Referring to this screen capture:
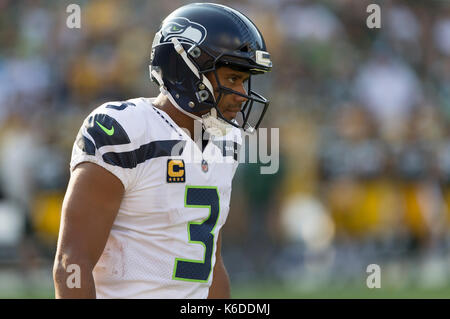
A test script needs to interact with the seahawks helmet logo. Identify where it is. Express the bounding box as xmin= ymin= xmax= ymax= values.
xmin=160 ymin=17 xmax=207 ymax=45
